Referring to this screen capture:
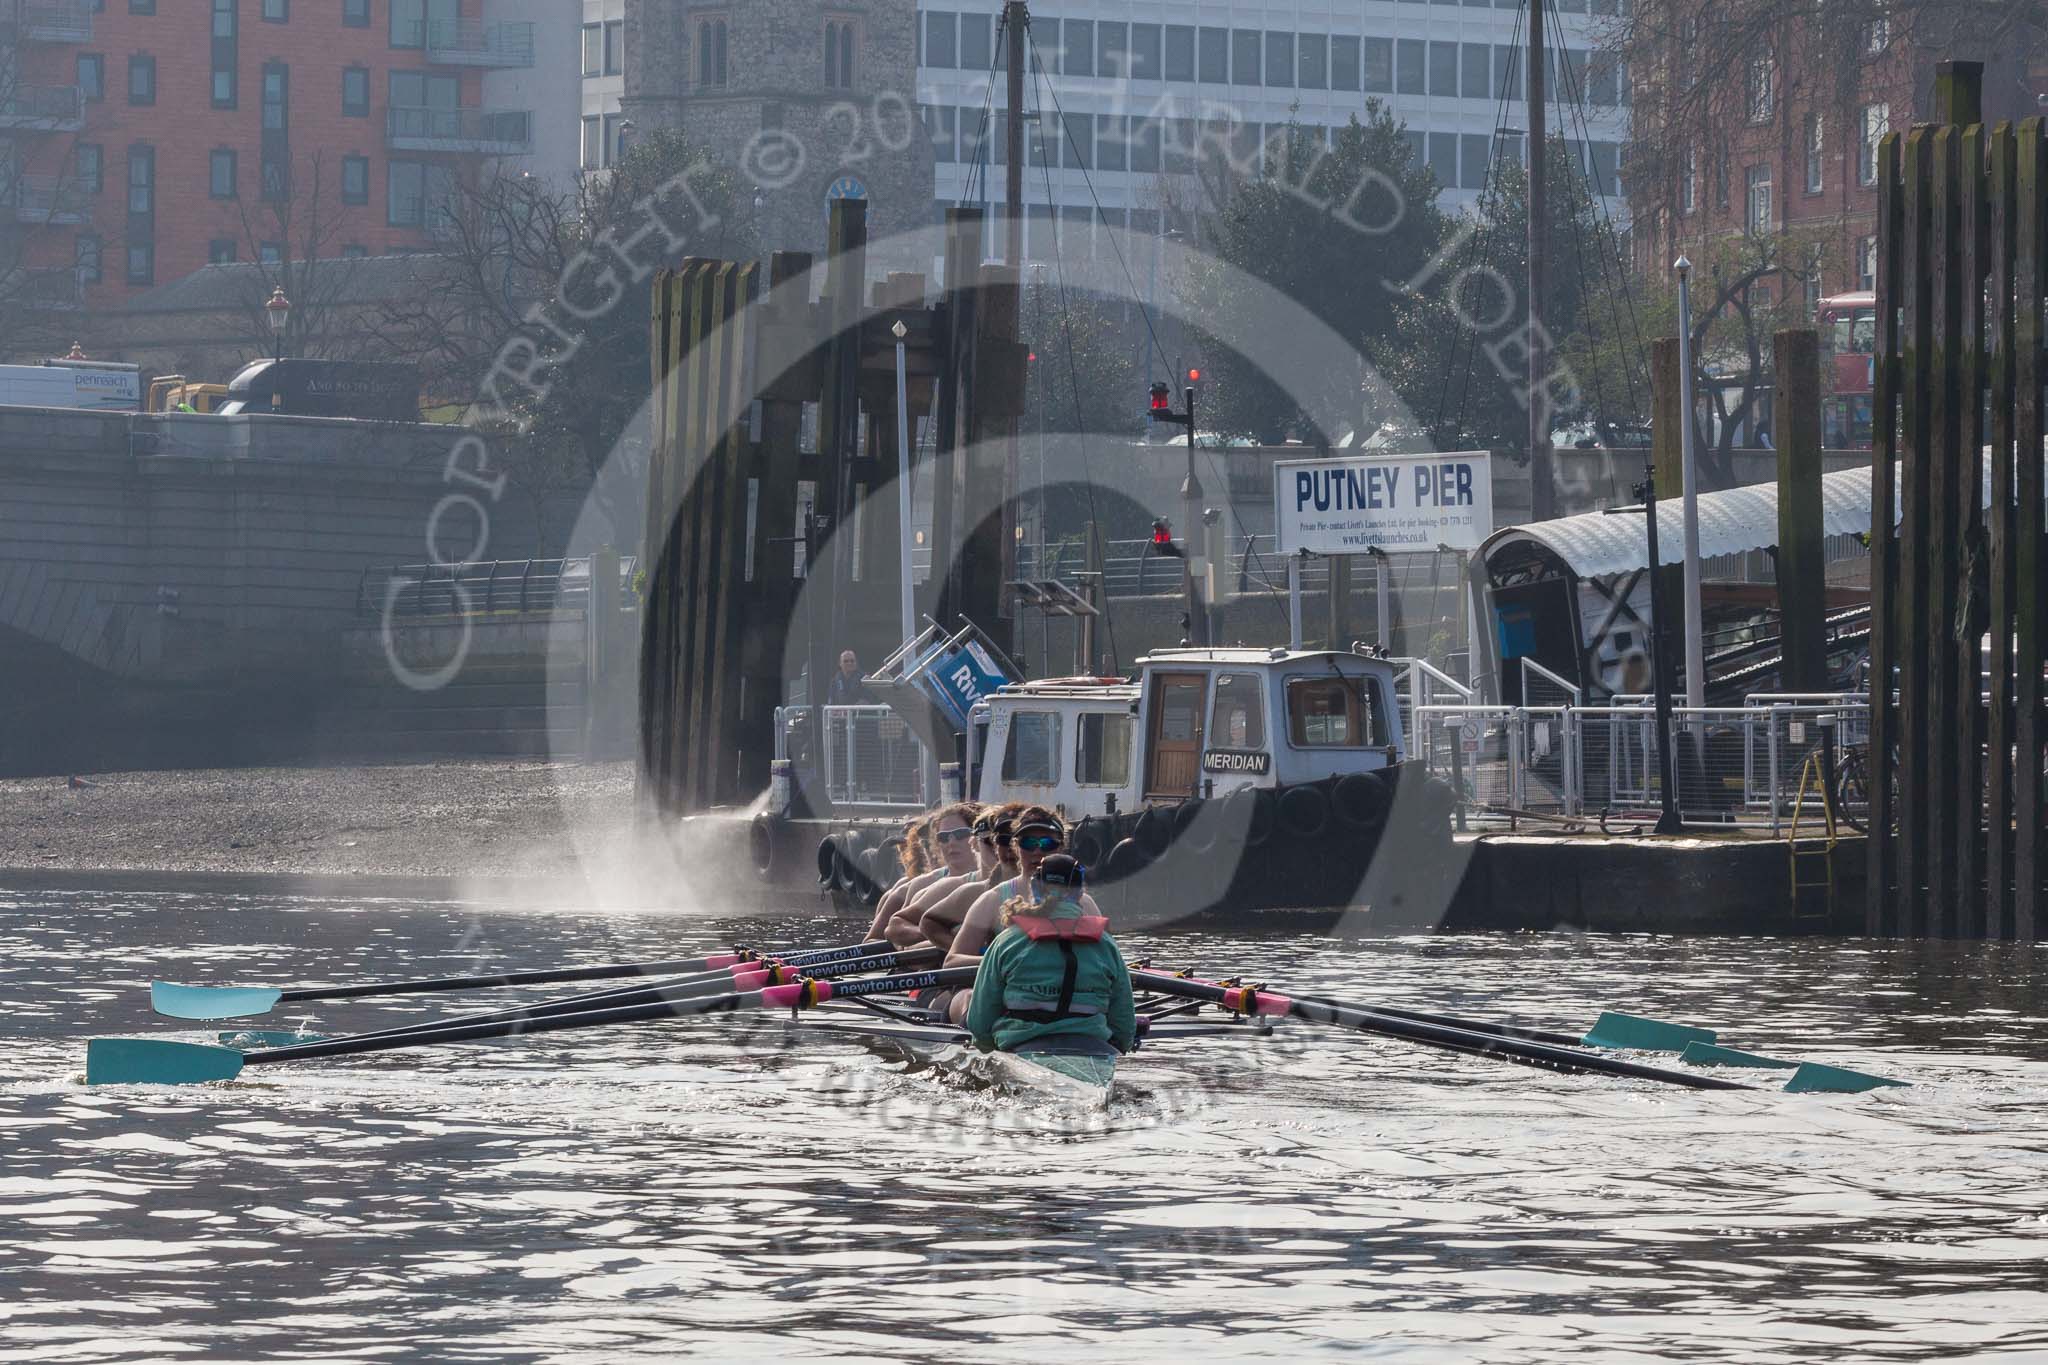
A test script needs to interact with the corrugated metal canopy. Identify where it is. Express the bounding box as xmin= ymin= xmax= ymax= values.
xmin=1483 ymin=466 xmax=1888 ymax=581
